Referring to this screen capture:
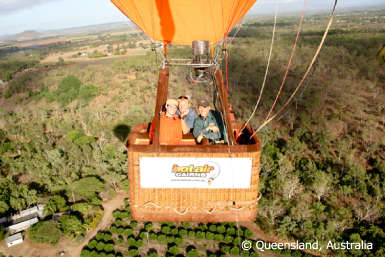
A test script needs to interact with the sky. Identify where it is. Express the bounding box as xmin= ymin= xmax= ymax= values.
xmin=0 ymin=0 xmax=384 ymax=37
